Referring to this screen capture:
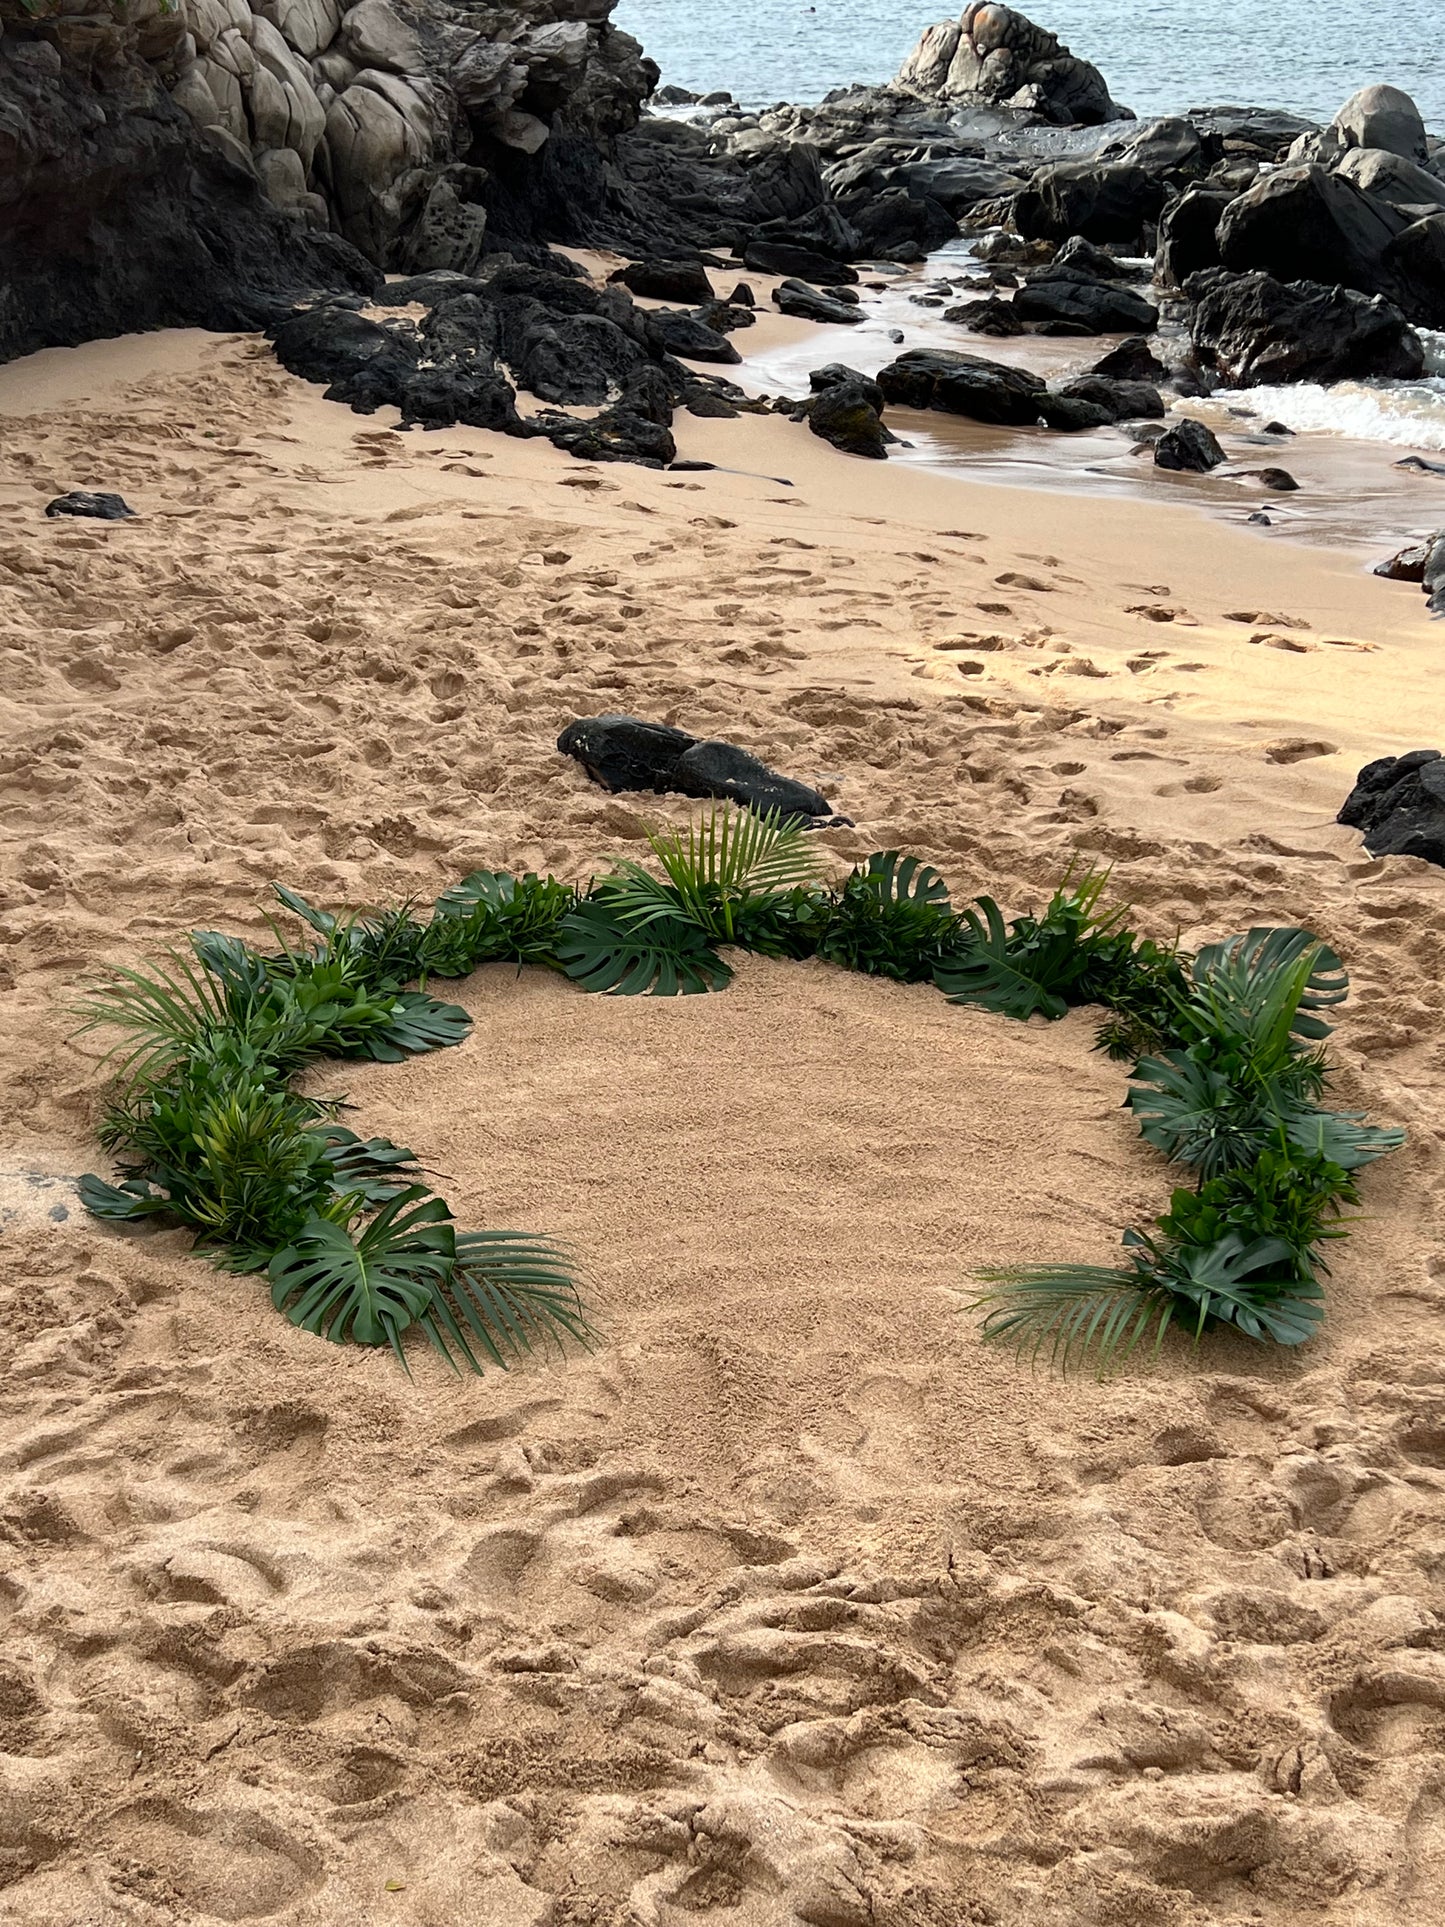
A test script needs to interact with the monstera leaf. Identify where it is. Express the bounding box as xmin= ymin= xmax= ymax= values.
xmin=268 ymin=1188 xmax=455 ymax=1361
xmin=934 ymin=897 xmax=1075 ymax=1021
xmin=1163 ymin=1230 xmax=1323 ymax=1345
xmin=556 ymin=901 xmax=732 ymax=997
xmin=1284 ymin=1106 xmax=1407 ymax=1170
xmin=1192 ymin=926 xmax=1348 ymax=1044
xmin=357 ymin=991 xmax=472 ymax=1061
xmin=817 ymin=850 xmax=958 ymax=982
xmin=317 ymin=1126 xmax=426 ymax=1204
